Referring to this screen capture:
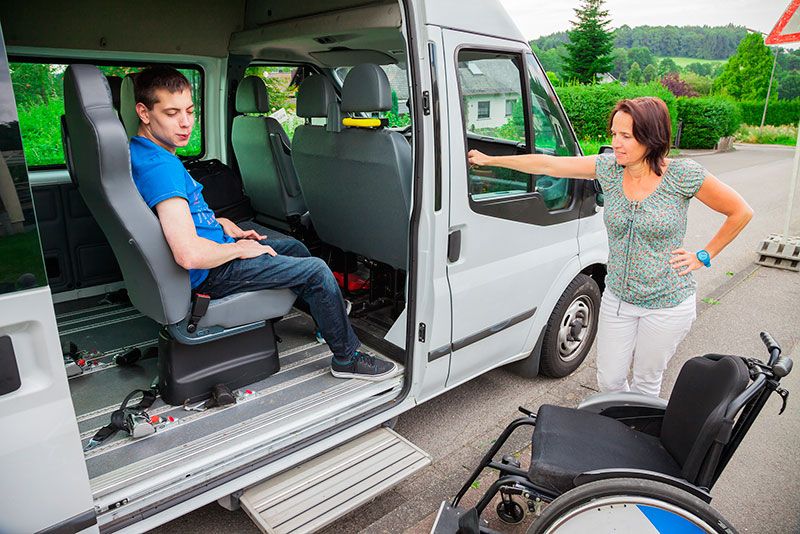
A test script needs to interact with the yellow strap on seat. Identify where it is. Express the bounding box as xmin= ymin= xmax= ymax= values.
xmin=342 ymin=117 xmax=384 ymax=128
